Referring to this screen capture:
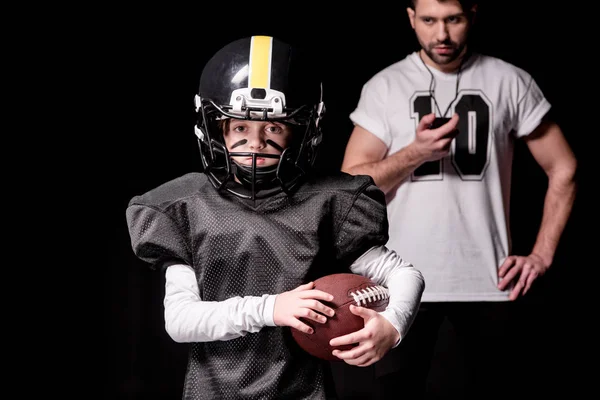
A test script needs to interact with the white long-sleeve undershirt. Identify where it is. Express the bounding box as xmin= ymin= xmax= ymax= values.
xmin=163 ymin=245 xmax=424 ymax=345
